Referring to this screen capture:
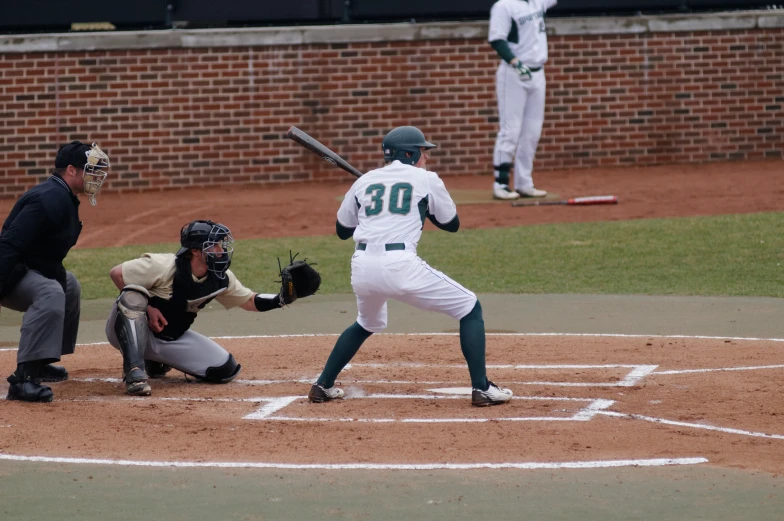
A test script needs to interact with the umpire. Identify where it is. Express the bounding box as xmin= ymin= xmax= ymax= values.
xmin=0 ymin=141 xmax=109 ymax=402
